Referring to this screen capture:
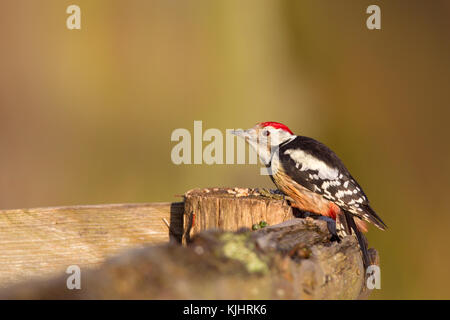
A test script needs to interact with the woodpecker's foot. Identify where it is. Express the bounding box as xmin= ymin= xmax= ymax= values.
xmin=294 ymin=210 xmax=340 ymax=242
xmin=318 ymin=216 xmax=340 ymax=242
xmin=258 ymin=188 xmax=290 ymax=201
